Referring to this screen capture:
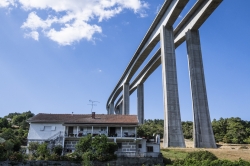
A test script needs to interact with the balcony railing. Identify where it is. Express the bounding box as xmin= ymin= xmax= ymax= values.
xmin=64 ymin=133 xmax=136 ymax=138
